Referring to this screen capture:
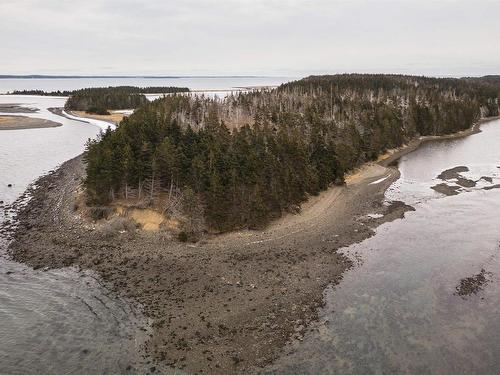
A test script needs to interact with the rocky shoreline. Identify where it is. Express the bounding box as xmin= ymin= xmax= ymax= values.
xmin=6 ymin=154 xmax=411 ymax=373
xmin=7 ymin=117 xmax=498 ymax=373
